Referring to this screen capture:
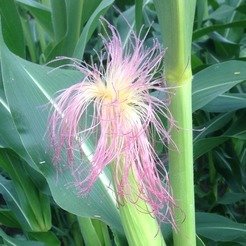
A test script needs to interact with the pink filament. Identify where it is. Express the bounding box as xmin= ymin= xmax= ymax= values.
xmin=49 ymin=22 xmax=176 ymax=226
